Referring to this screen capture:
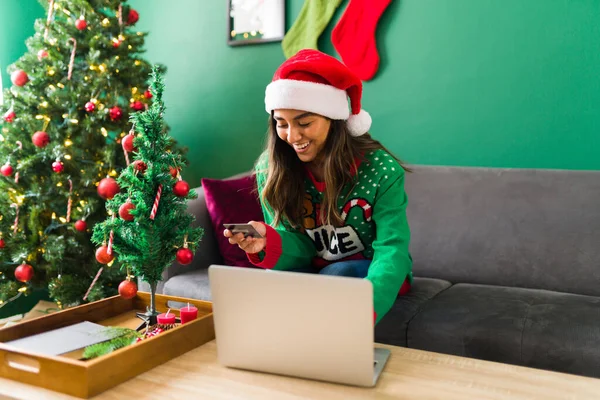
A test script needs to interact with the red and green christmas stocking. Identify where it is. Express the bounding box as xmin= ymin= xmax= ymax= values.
xmin=332 ymin=0 xmax=393 ymax=81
